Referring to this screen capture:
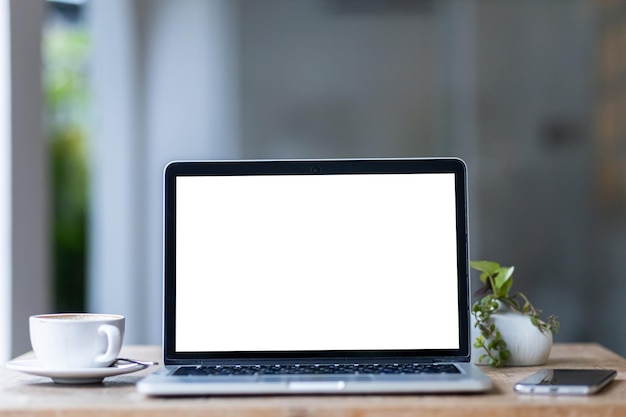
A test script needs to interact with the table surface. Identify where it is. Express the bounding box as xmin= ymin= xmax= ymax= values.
xmin=2 ymin=343 xmax=626 ymax=417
